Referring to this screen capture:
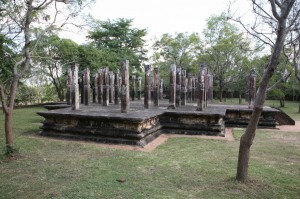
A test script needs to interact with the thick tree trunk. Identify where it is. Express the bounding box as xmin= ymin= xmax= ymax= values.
xmin=5 ymin=110 xmax=14 ymax=148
